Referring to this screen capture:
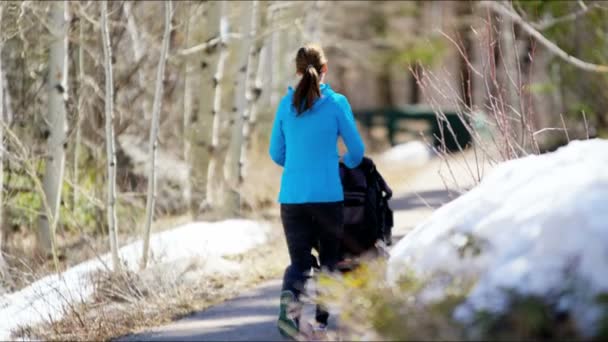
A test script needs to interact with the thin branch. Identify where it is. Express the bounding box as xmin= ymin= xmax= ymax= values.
xmin=177 ymin=36 xmax=220 ymax=56
xmin=531 ymin=127 xmax=566 ymax=136
xmin=438 ymin=30 xmax=483 ymax=77
xmin=532 ymin=3 xmax=604 ymax=30
xmin=560 ymin=114 xmax=570 ymax=142
xmin=479 ymin=1 xmax=608 ymax=73
xmin=578 ymin=0 xmax=588 ymax=11
xmin=176 ymin=33 xmax=244 ymax=56
xmin=582 ymin=111 xmax=590 ymax=139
